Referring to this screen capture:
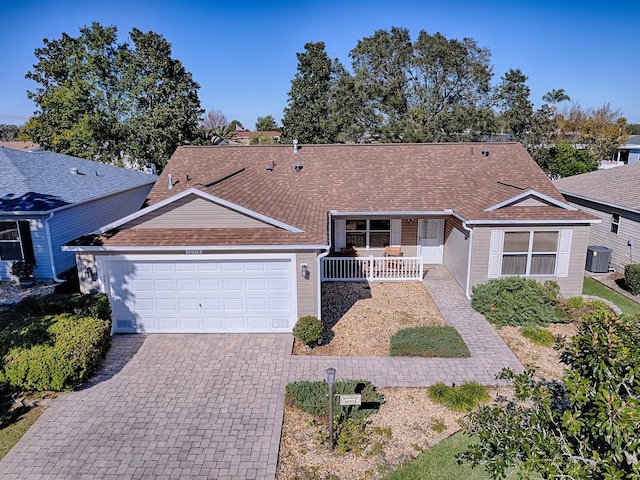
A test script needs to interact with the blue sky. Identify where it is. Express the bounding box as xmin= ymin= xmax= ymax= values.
xmin=1 ymin=0 xmax=639 ymax=128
